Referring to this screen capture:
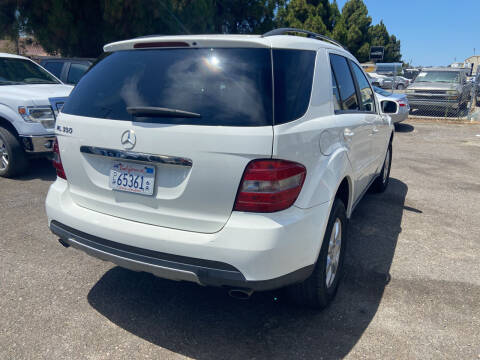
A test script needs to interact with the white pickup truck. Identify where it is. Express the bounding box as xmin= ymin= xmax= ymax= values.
xmin=0 ymin=53 xmax=73 ymax=177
